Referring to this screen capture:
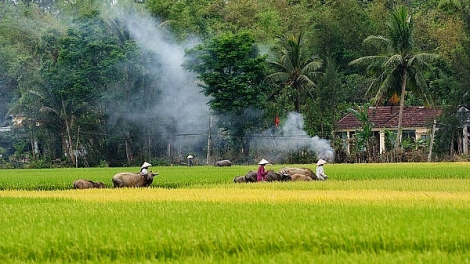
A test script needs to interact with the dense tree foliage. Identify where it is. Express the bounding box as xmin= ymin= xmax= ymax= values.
xmin=185 ymin=32 xmax=268 ymax=160
xmin=350 ymin=6 xmax=439 ymax=150
xmin=267 ymin=33 xmax=323 ymax=113
xmin=0 ymin=0 xmax=469 ymax=167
